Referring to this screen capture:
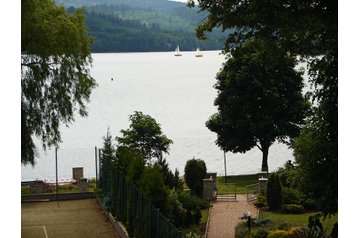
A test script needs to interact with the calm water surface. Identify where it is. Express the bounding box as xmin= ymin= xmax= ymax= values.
xmin=21 ymin=51 xmax=297 ymax=181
